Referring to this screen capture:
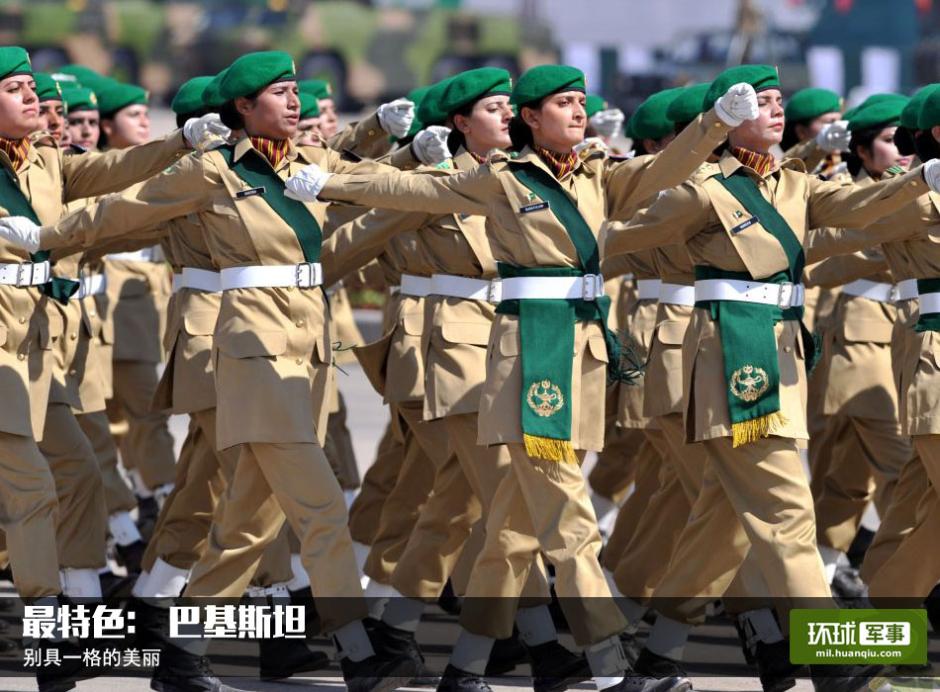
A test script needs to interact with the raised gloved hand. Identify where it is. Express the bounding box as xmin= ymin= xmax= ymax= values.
xmin=376 ymin=98 xmax=416 ymax=139
xmin=182 ymin=113 xmax=231 ymax=151
xmin=815 ymin=119 xmax=851 ymax=153
xmin=589 ymin=108 xmax=625 ymax=140
xmin=714 ymin=82 xmax=760 ymax=127
xmin=411 ymin=125 xmax=452 ymax=165
xmin=573 ymin=136 xmax=608 ymax=155
xmin=0 ymin=216 xmax=41 ymax=253
xmin=285 ymin=163 xmax=333 ymax=202
xmin=923 ymin=159 xmax=940 ymax=193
